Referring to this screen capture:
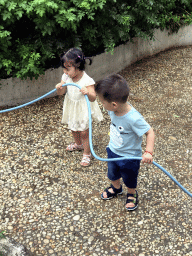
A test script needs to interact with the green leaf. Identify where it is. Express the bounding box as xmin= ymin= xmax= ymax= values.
xmin=7 ymin=2 xmax=17 ymax=11
xmin=2 ymin=11 xmax=12 ymax=21
xmin=16 ymin=10 xmax=23 ymax=19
